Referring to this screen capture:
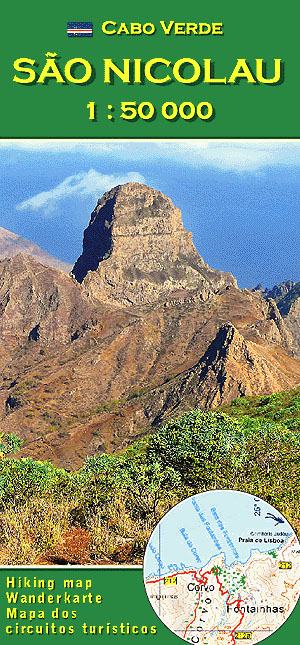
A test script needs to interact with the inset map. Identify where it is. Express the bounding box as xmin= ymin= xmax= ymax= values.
xmin=144 ymin=490 xmax=300 ymax=644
